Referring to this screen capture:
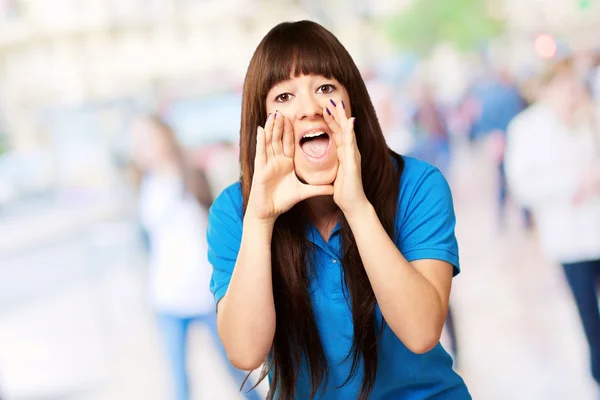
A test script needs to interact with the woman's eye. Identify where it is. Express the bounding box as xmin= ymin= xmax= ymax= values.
xmin=317 ymin=84 xmax=336 ymax=94
xmin=275 ymin=93 xmax=293 ymax=102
